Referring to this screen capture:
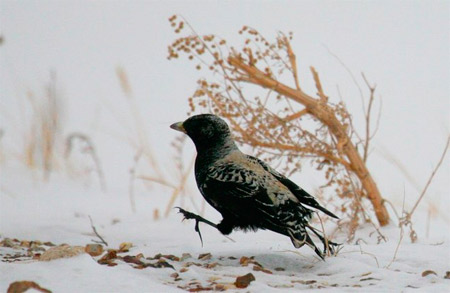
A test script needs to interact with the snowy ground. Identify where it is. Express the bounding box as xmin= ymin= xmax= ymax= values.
xmin=1 ymin=162 xmax=449 ymax=292
xmin=1 ymin=2 xmax=449 ymax=292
